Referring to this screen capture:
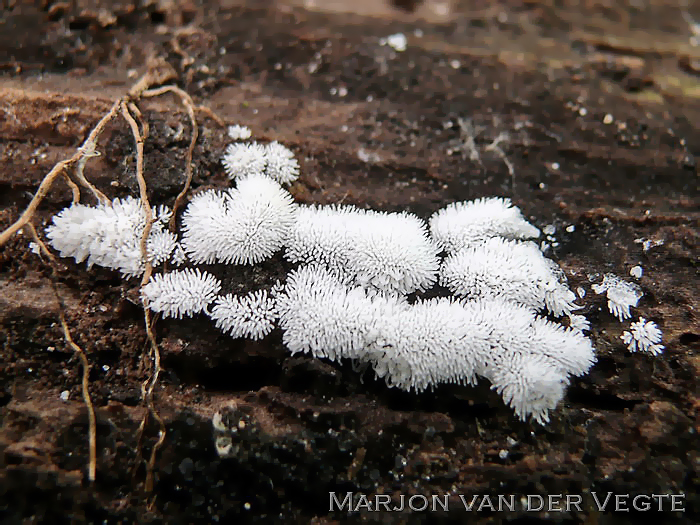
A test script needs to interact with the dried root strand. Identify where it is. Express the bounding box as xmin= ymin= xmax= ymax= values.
xmin=0 ymin=100 xmax=121 ymax=247
xmin=60 ymin=307 xmax=98 ymax=483
xmin=120 ymin=101 xmax=166 ymax=494
xmin=24 ymin=223 xmax=97 ymax=483
xmin=2 ymin=61 xmax=226 ymax=494
xmin=142 ymin=86 xmax=198 ymax=231
xmin=140 ymin=85 xmax=225 ymax=232
xmin=63 ymin=172 xmax=81 ymax=204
